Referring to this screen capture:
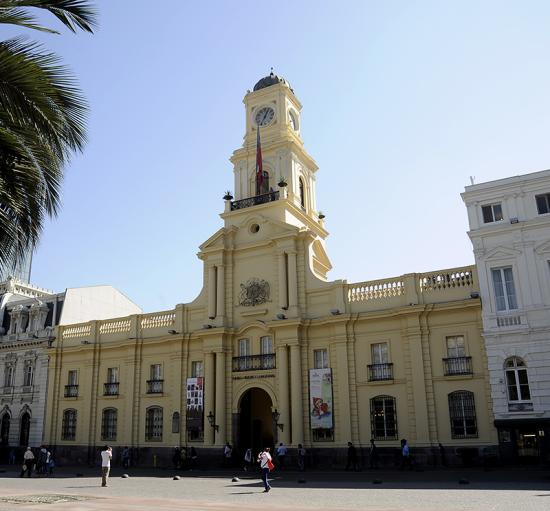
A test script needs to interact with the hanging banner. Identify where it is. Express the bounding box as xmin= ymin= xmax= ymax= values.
xmin=309 ymin=368 xmax=333 ymax=429
xmin=186 ymin=377 xmax=204 ymax=433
